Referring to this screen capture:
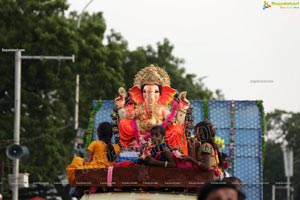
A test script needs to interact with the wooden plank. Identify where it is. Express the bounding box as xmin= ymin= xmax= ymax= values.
xmin=75 ymin=166 xmax=216 ymax=188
